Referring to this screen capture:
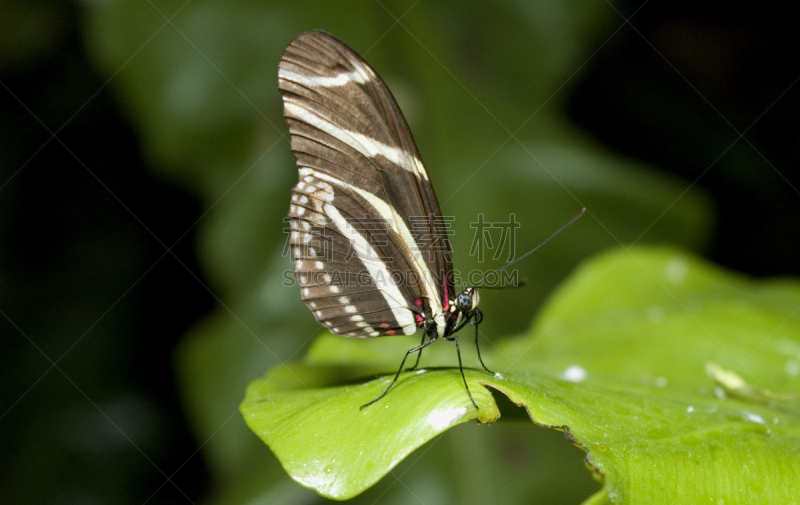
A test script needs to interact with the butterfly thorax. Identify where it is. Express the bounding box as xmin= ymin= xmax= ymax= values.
xmin=439 ymin=287 xmax=479 ymax=338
